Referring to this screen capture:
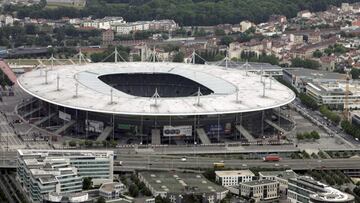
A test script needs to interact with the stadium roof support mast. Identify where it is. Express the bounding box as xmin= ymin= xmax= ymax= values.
xmin=196 ymin=87 xmax=203 ymax=106
xmin=50 ymin=54 xmax=55 ymax=70
xmin=75 ymin=82 xmax=79 ymax=98
xmin=56 ymin=74 xmax=60 ymax=91
xmin=260 ymin=66 xmax=263 ymax=82
xmin=110 ymin=88 xmax=114 ymax=104
xmin=235 ymin=87 xmax=241 ymax=103
xmin=151 ymin=88 xmax=160 ymax=106
xmin=262 ymin=81 xmax=266 ymax=97
xmin=269 ymin=73 xmax=273 ymax=89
